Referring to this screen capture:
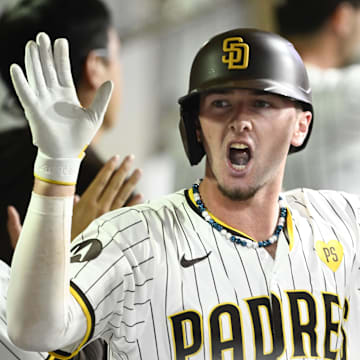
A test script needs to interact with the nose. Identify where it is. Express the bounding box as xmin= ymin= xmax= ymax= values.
xmin=229 ymin=104 xmax=253 ymax=133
